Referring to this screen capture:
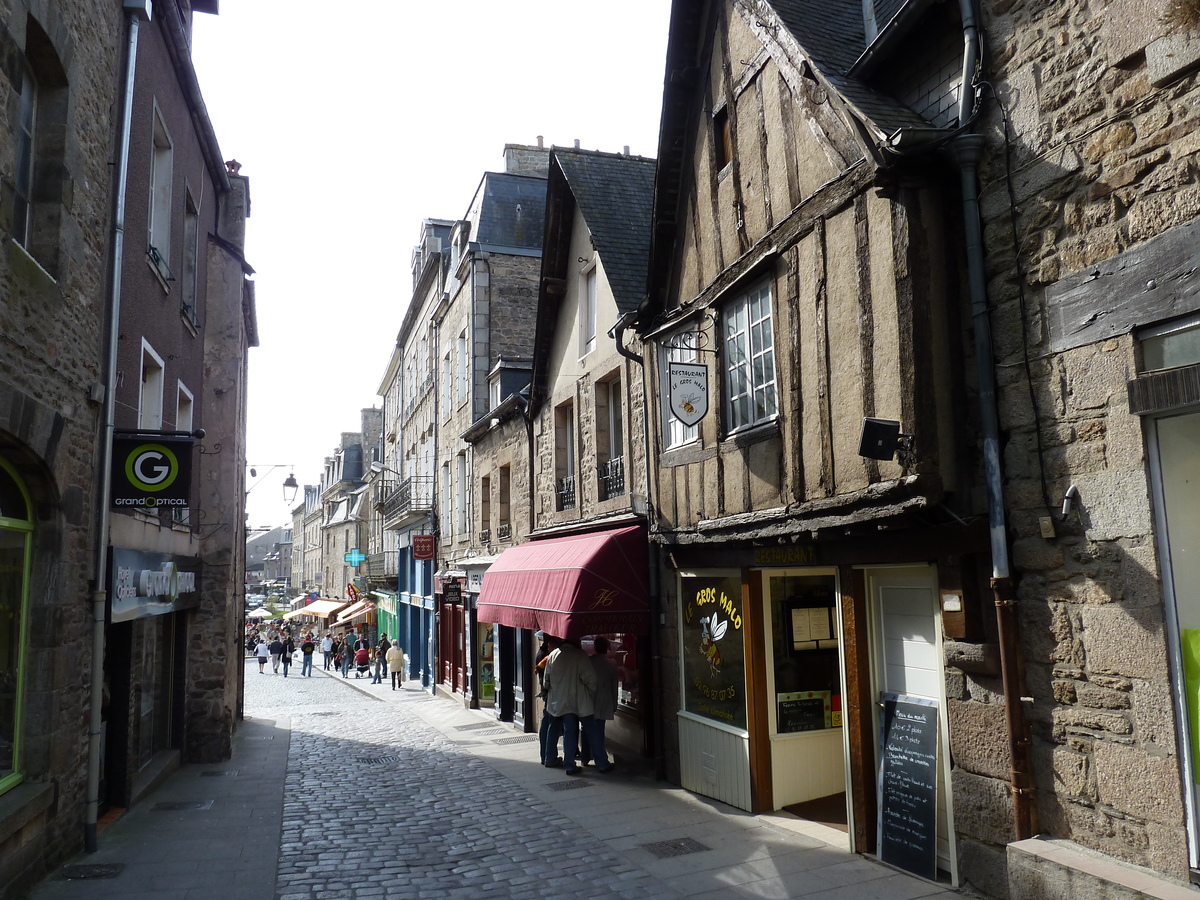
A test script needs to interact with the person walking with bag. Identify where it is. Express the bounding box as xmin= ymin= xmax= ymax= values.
xmin=385 ymin=642 xmax=406 ymax=690
xmin=281 ymin=634 xmax=296 ymax=677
